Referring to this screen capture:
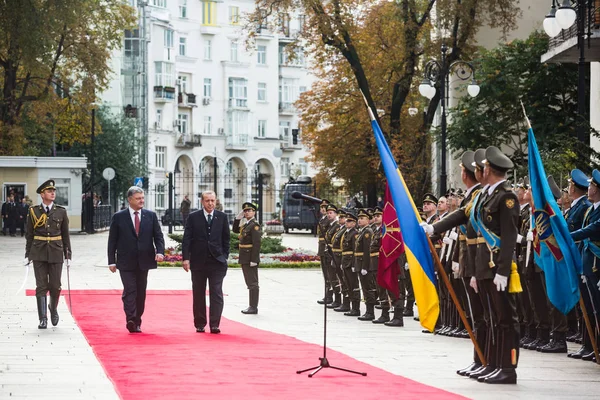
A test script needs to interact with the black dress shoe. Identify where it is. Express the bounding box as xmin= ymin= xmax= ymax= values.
xmin=334 ymin=304 xmax=350 ymax=312
xmin=126 ymin=320 xmax=136 ymax=333
xmin=372 ymin=314 xmax=390 ymax=324
xmin=317 ymin=298 xmax=333 ymax=305
xmin=38 ymin=318 xmax=48 ymax=329
xmin=384 ymin=318 xmax=404 ymax=327
xmin=135 ymin=326 xmax=142 ymax=333
xmin=477 ymin=368 xmax=500 ymax=382
xmin=581 ymin=351 xmax=596 ymax=361
xmin=210 ymin=327 xmax=221 ymax=334
xmin=469 ymin=365 xmax=496 ymax=380
xmin=457 ymin=362 xmax=481 ymax=376
xmin=241 ymin=306 xmax=258 ymax=314
xmin=343 ymin=309 xmax=360 ymax=317
xmin=196 ymin=327 xmax=205 ymax=333
xmin=403 ymin=309 xmax=414 ymax=317
xmin=326 ymin=301 xmax=341 ymax=309
xmin=357 ymin=312 xmax=375 ymax=321
xmin=568 ymin=345 xmax=592 ymax=359
xmin=539 ymin=339 xmax=567 ymax=353
xmin=484 ymin=368 xmax=517 ymax=384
